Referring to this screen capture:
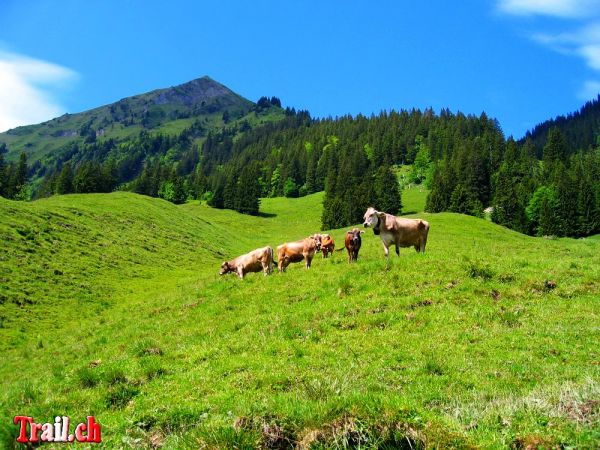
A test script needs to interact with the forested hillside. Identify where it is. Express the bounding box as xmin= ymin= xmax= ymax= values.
xmin=523 ymin=95 xmax=600 ymax=155
xmin=1 ymin=78 xmax=599 ymax=238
